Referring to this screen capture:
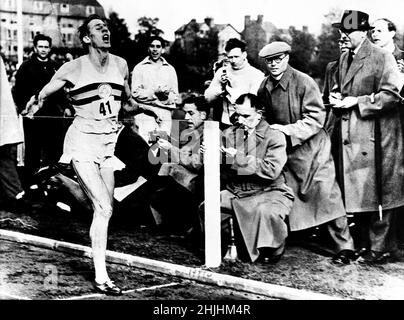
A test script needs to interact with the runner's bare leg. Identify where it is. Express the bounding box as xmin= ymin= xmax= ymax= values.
xmin=72 ymin=160 xmax=114 ymax=284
